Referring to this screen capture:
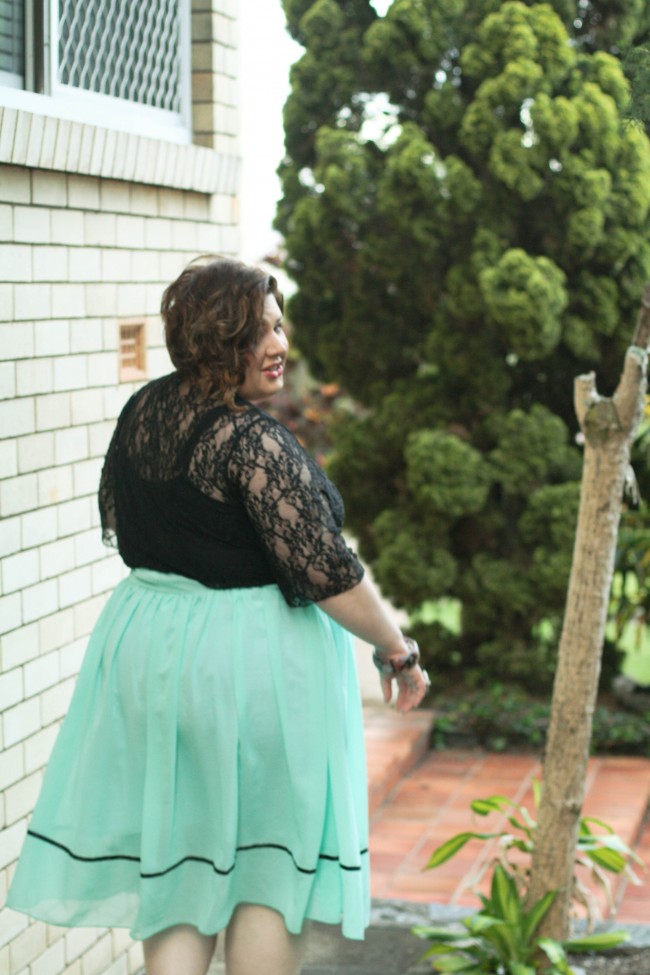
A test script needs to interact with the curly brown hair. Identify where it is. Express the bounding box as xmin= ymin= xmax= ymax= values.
xmin=161 ymin=255 xmax=284 ymax=408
